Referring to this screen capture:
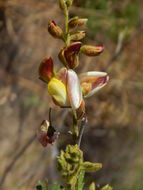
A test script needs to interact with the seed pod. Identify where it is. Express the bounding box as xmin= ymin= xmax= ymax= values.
xmin=70 ymin=31 xmax=86 ymax=41
xmin=80 ymin=45 xmax=104 ymax=56
xmin=69 ymin=17 xmax=88 ymax=28
xmin=48 ymin=21 xmax=63 ymax=39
